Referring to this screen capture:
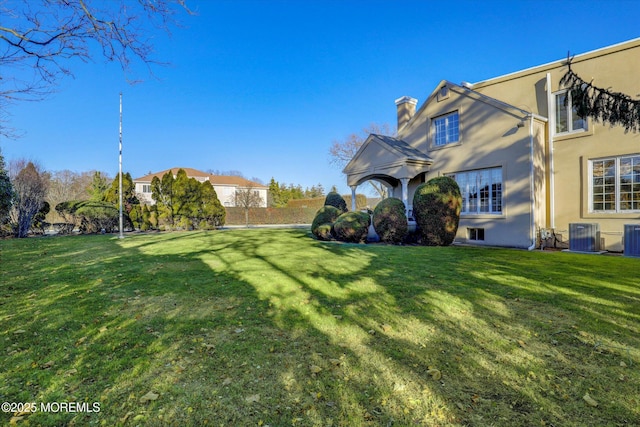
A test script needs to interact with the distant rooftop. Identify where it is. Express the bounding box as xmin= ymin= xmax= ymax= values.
xmin=134 ymin=167 xmax=267 ymax=188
